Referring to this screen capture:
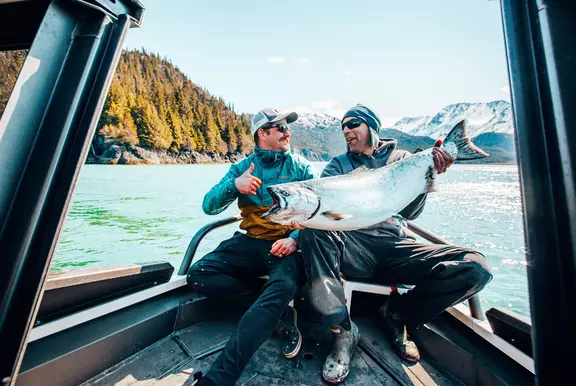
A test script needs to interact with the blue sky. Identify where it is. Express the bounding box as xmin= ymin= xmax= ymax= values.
xmin=124 ymin=0 xmax=510 ymax=125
